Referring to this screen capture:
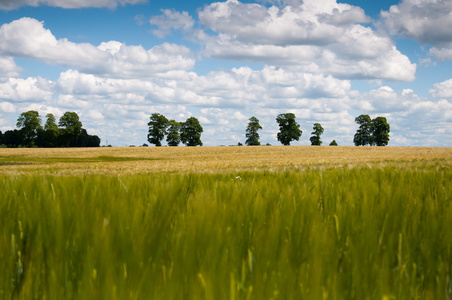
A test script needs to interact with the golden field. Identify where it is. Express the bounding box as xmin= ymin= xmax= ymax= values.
xmin=0 ymin=145 xmax=450 ymax=175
